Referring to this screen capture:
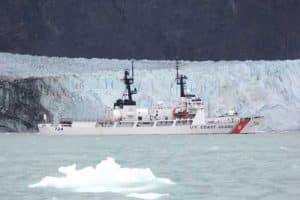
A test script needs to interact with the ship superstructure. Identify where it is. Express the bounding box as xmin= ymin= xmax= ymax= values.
xmin=38 ymin=61 xmax=263 ymax=135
